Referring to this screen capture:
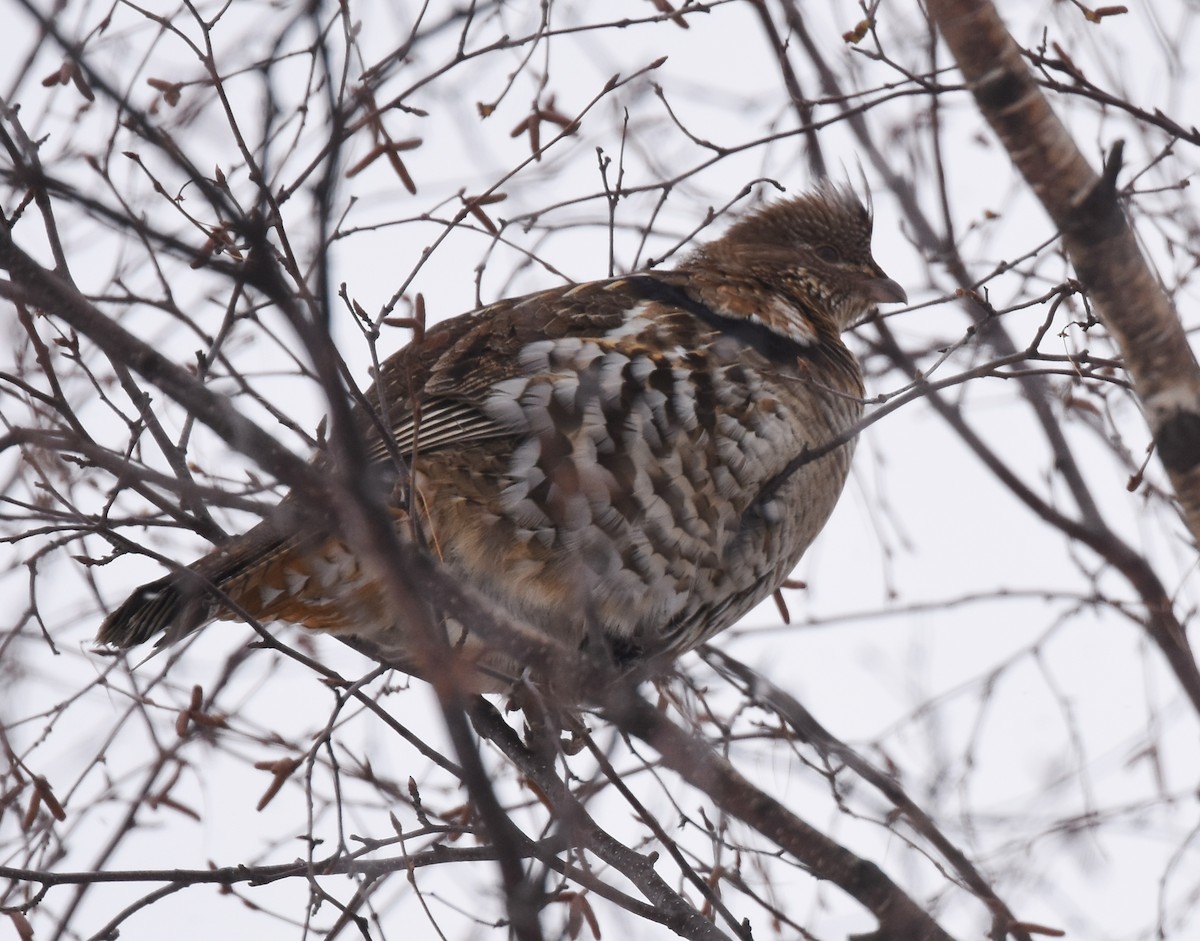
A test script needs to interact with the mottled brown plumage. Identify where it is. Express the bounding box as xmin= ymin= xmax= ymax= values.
xmin=99 ymin=184 xmax=905 ymax=689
